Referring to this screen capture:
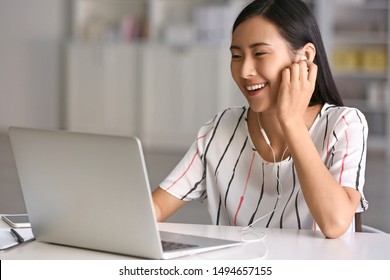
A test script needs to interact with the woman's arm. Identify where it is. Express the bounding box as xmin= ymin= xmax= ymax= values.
xmin=281 ymin=119 xmax=362 ymax=238
xmin=152 ymin=187 xmax=187 ymax=222
xmin=278 ymin=60 xmax=363 ymax=238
